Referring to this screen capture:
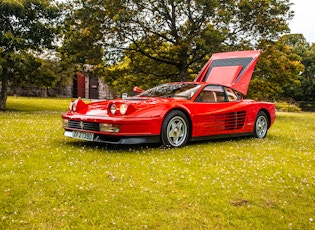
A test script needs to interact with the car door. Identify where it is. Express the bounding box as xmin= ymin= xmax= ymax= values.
xmin=192 ymin=85 xmax=245 ymax=137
